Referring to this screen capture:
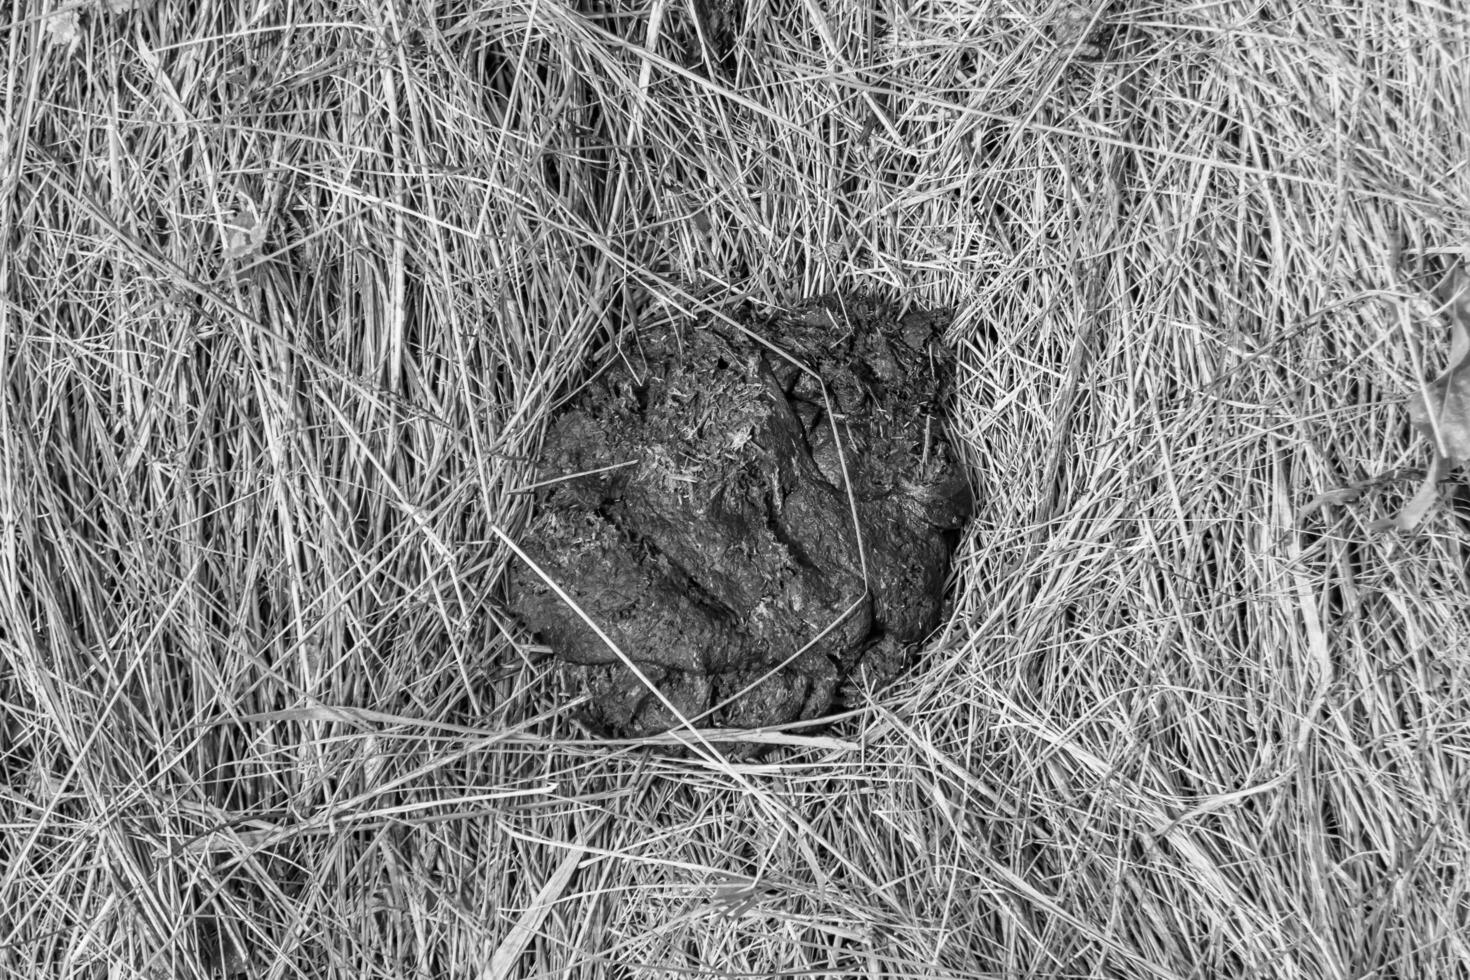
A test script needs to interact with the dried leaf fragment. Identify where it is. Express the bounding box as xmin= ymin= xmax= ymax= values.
xmin=43 ymin=7 xmax=82 ymax=51
xmin=222 ymin=205 xmax=267 ymax=262
xmin=1374 ymin=268 xmax=1470 ymax=532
